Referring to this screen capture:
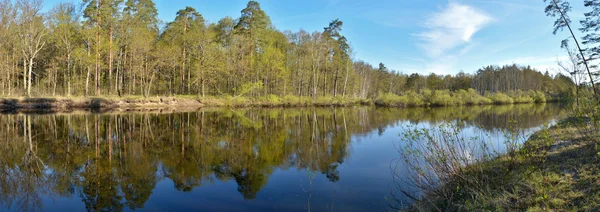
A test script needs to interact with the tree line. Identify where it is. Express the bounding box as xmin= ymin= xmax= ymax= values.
xmin=0 ymin=0 xmax=575 ymax=99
